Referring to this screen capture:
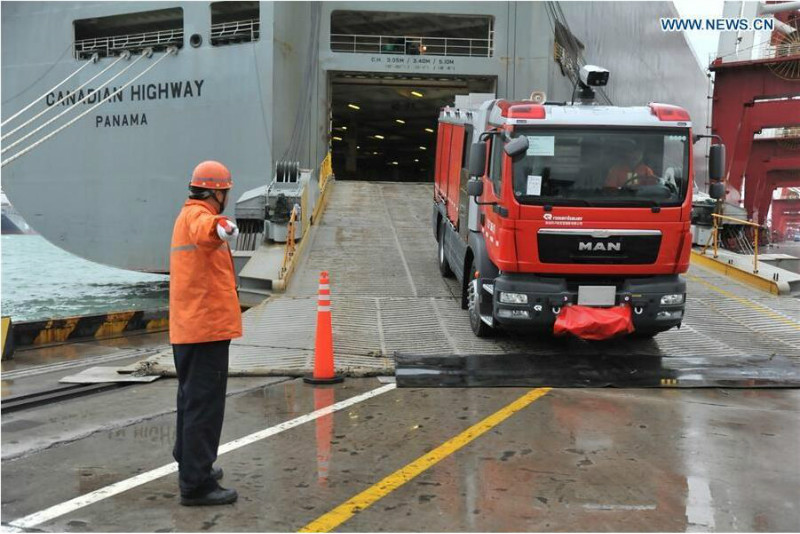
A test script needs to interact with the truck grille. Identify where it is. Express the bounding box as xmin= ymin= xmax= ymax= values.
xmin=537 ymin=230 xmax=661 ymax=265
